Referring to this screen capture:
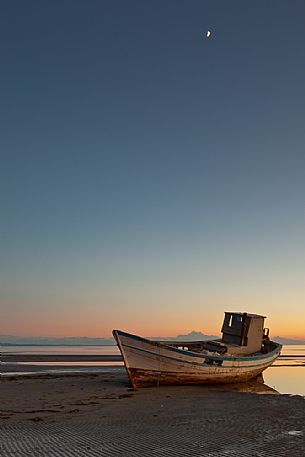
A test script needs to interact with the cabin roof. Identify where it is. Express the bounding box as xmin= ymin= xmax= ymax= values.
xmin=225 ymin=312 xmax=266 ymax=319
